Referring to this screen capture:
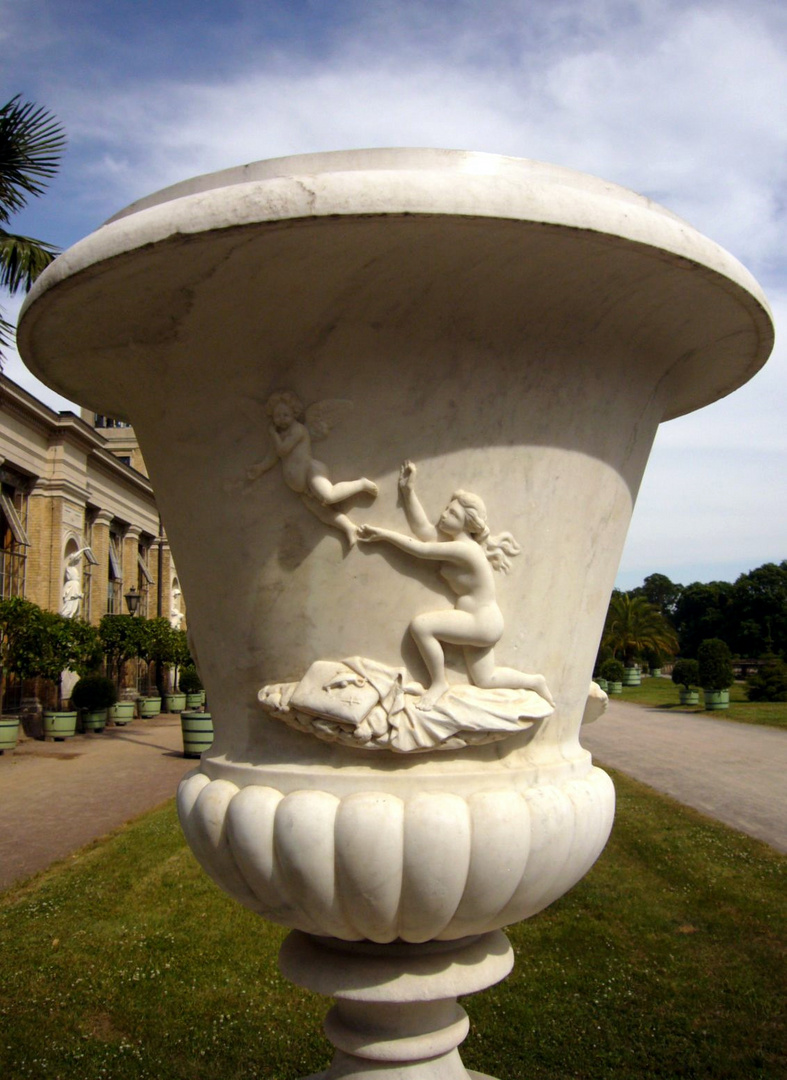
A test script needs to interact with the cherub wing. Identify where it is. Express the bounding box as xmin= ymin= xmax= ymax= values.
xmin=305 ymin=399 xmax=353 ymax=442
